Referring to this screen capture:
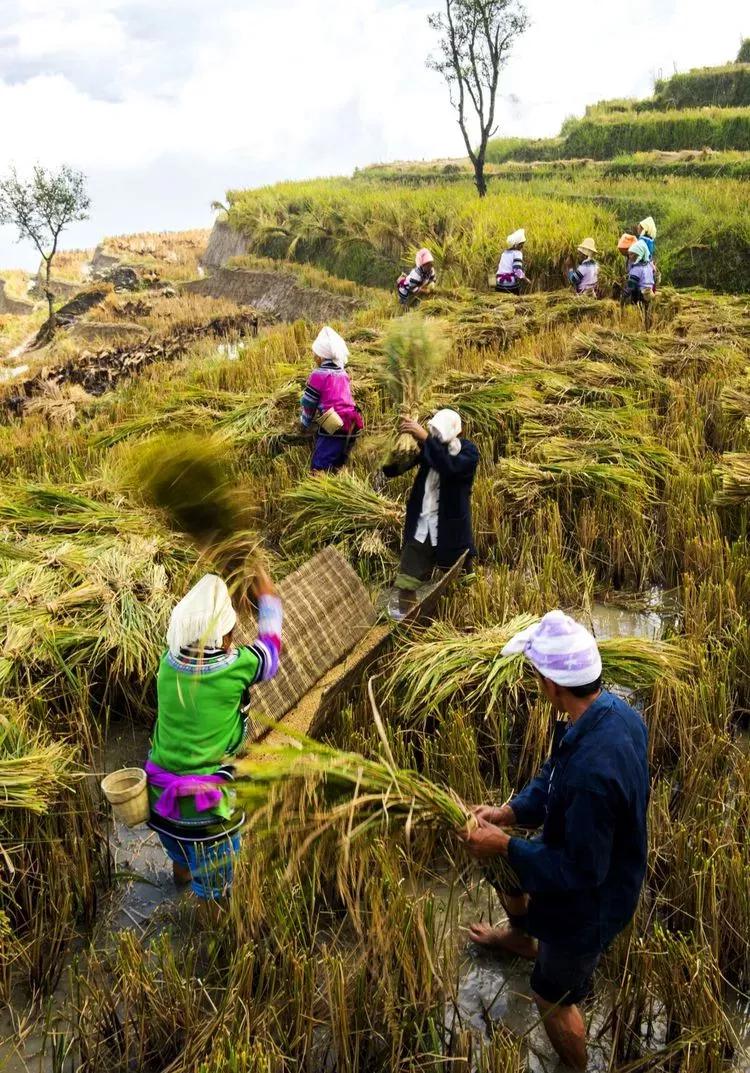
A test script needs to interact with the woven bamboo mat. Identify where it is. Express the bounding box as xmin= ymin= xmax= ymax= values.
xmin=235 ymin=547 xmax=377 ymax=740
